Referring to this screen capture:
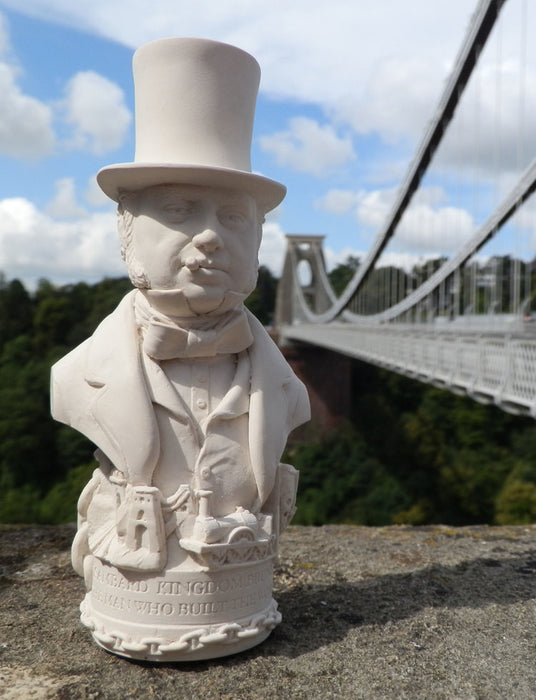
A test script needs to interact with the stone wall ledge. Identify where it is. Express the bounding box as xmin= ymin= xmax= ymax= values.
xmin=1 ymin=523 xmax=535 ymax=699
